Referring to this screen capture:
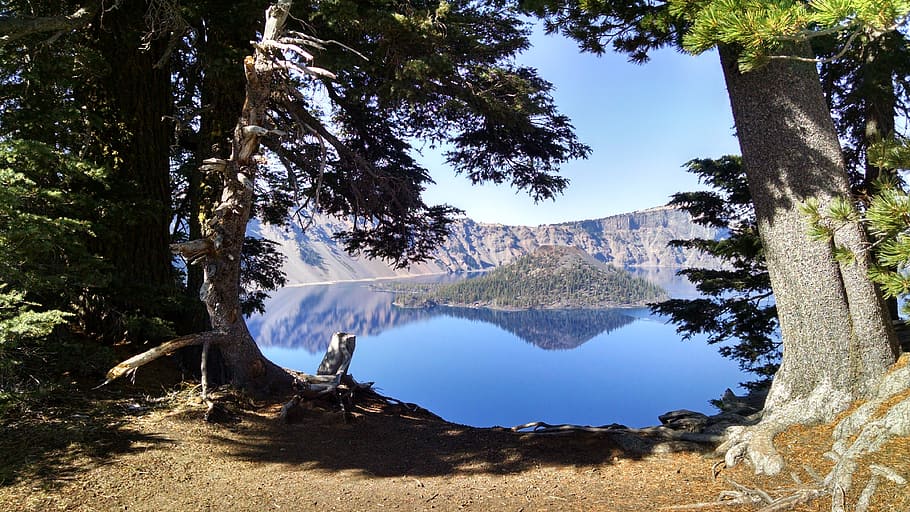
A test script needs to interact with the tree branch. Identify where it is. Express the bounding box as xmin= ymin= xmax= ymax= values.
xmin=0 ymin=2 xmax=99 ymax=47
xmin=170 ymin=238 xmax=215 ymax=263
xmin=100 ymin=331 xmax=230 ymax=386
xmin=278 ymin=88 xmax=380 ymax=179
